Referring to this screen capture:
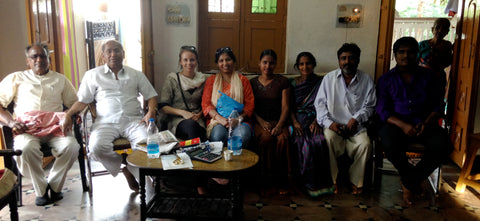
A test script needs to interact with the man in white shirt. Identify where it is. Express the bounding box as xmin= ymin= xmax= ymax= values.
xmin=63 ymin=40 xmax=157 ymax=192
xmin=314 ymin=43 xmax=376 ymax=194
xmin=0 ymin=43 xmax=79 ymax=206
